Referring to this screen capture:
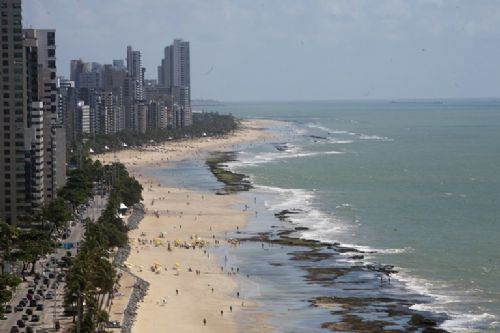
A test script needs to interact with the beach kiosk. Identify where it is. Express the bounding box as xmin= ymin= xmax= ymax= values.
xmin=119 ymin=203 xmax=128 ymax=214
